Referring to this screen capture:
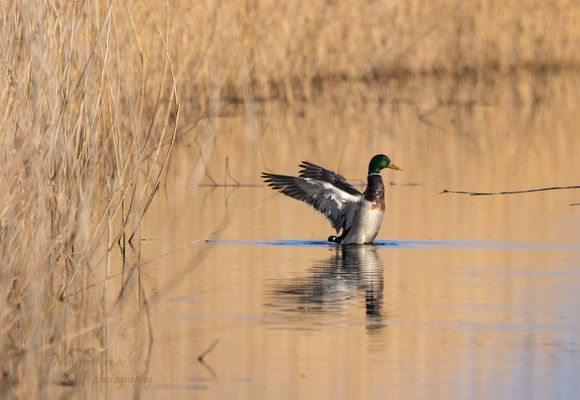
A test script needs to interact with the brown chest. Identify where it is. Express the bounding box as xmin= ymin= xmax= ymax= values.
xmin=363 ymin=174 xmax=385 ymax=211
